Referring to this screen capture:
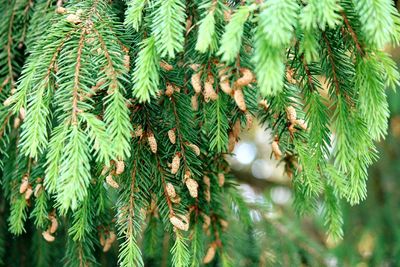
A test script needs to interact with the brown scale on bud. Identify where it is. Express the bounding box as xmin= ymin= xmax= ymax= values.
xmin=25 ymin=186 xmax=33 ymax=200
xmin=147 ymin=132 xmax=157 ymax=153
xmin=66 ymin=14 xmax=81 ymax=24
xmin=191 ymin=72 xmax=202 ymax=94
xmin=42 ymin=230 xmax=55 ymax=242
xmin=218 ymin=173 xmax=225 ymax=187
xmin=219 ymin=219 xmax=229 ymax=231
xmin=191 ymin=95 xmax=199 ymax=111
xmin=168 ymin=129 xmax=176 ymax=144
xmin=106 ymin=175 xmax=119 ymax=189
xmin=271 ymin=140 xmax=283 ymax=160
xmin=187 ymin=143 xmax=200 ymax=156
xmin=49 ymin=215 xmax=58 ymax=234
xmin=165 ymin=83 xmax=174 ymax=97
xmin=166 ymin=183 xmax=176 ymax=198
xmin=115 ymin=160 xmax=125 ymax=175
xmin=219 ymin=76 xmax=232 ymax=95
xmin=19 ymin=175 xmax=29 ymax=193
xmin=204 ymin=75 xmax=218 ymax=102
xmin=228 ymin=132 xmax=236 ymax=153
xmin=235 ymin=68 xmax=254 ymax=87
xmin=170 ymin=215 xmax=189 ymax=231
xmin=203 ymin=243 xmax=217 ymax=264
xmin=171 ymin=153 xmax=181 ymax=174
xmin=202 ymin=213 xmax=211 ymax=230
xmin=234 ymin=89 xmax=246 ymax=111
xmin=160 ymin=61 xmax=173 ymax=71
